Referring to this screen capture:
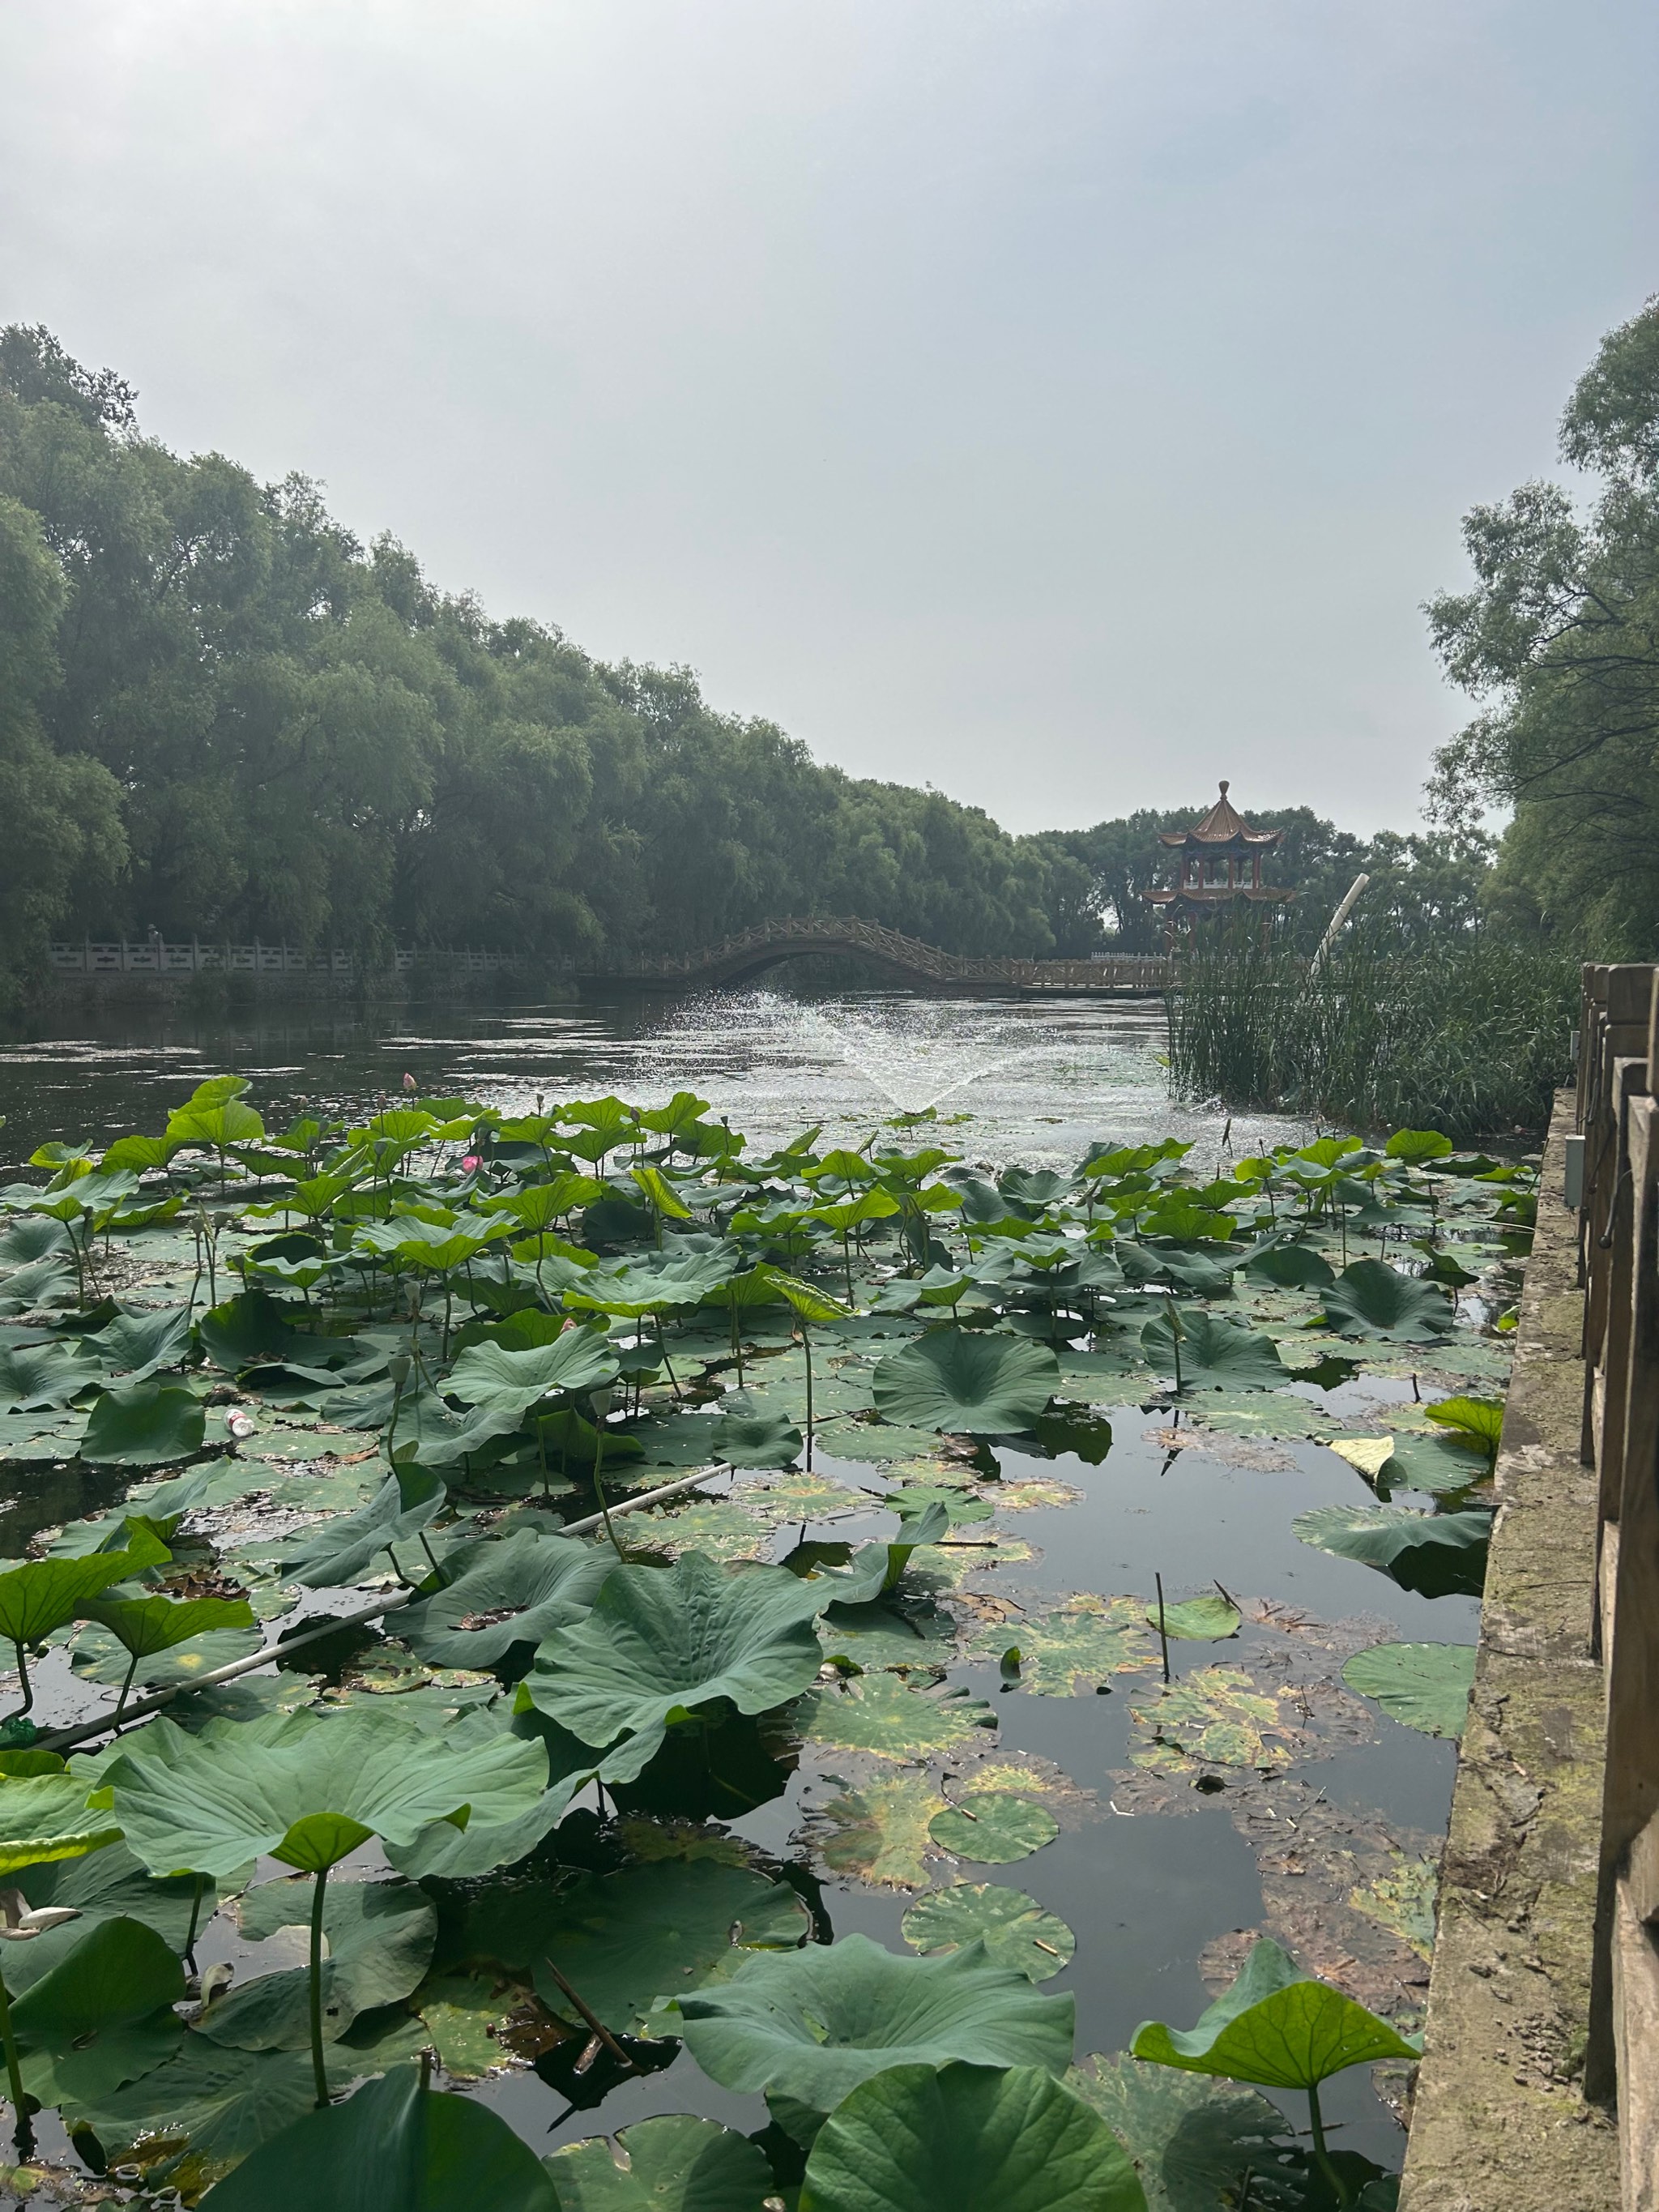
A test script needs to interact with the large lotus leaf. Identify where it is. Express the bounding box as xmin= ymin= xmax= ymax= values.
xmin=1319 ymin=1259 xmax=1454 ymax=1343
xmin=0 ymin=1216 xmax=70 ymax=1263
xmin=929 ymin=1794 xmax=1058 ymax=1865
xmin=197 ymin=2061 xmax=555 ymax=2212
xmin=902 ymin=1885 xmax=1075 ymax=1982
xmin=1243 ymin=1244 xmax=1336 ymax=1291
xmin=278 ymin=1463 xmax=447 ymax=1588
xmin=0 ymin=1340 xmax=104 ymax=1410
xmin=1424 ymin=1394 xmax=1503 ymax=1458
xmin=1130 ymin=1937 xmax=1418 ymax=2090
xmin=1384 ymin=1128 xmax=1455 ymax=1163
xmin=88 ymin=1591 xmax=257 ymax=1659
xmin=1292 ymin=1504 xmax=1491 ymax=1597
xmin=73 ymin=2016 xmax=428 ymax=2193
xmin=546 ymin=2114 xmax=776 ymax=2212
xmin=106 ymin=1707 xmax=550 ymax=1877
xmin=398 ymin=1531 xmax=616 ymax=1669
xmin=197 ymin=1291 xmax=300 ymax=1372
xmin=446 ymin=1328 xmax=620 ymax=1423
xmin=524 ymin=1552 xmax=827 ymax=1772
xmin=199 ymin=1877 xmax=437 ymax=2052
xmin=1138 ymin=1311 xmax=1286 ymax=1393
xmin=526 ymin=1860 xmax=811 ymax=2033
xmin=85 ymin=1305 xmax=193 ymax=1383
xmin=675 ymin=1932 xmax=1073 ymax=2115
xmin=0 ymin=1531 xmax=171 ymax=1650
xmin=81 ymin=1381 xmax=207 ymax=1465
xmin=1065 ymin=2054 xmax=1302 ymax=2212
xmin=0 ymin=1771 xmax=122 ymax=1876
xmin=14 ymin=1846 xmax=215 ymax=1994
xmin=710 ymin=1394 xmax=803 ymax=1469
xmin=818 ymin=1600 xmax=958 ymax=1674
xmin=798 ymin=2060 xmax=1146 ymax=2212
xmin=11 ymin=1914 xmax=185 ymax=2107
xmin=566 ymin=1249 xmax=740 ymax=1319
xmin=872 ymin=1330 xmax=1060 ymax=1435
xmin=791 ymin=1674 xmax=996 ymax=1762
xmin=1341 ymin=1642 xmax=1475 ymax=1738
